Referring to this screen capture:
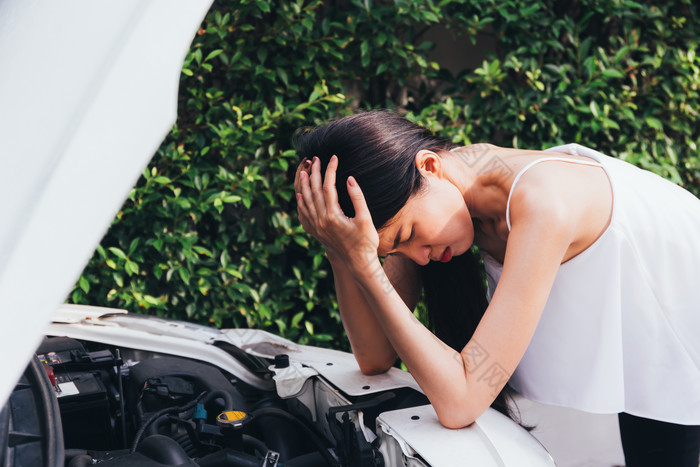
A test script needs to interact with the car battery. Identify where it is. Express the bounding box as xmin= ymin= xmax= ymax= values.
xmin=37 ymin=337 xmax=117 ymax=450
